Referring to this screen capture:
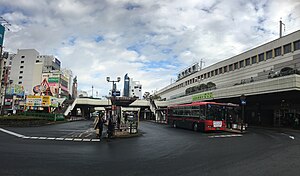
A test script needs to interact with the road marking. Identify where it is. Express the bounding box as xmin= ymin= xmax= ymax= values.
xmin=38 ymin=137 xmax=47 ymax=140
xmin=0 ymin=128 xmax=25 ymax=138
xmin=30 ymin=137 xmax=39 ymax=139
xmin=91 ymin=139 xmax=101 ymax=142
xmin=73 ymin=138 xmax=82 ymax=142
xmin=64 ymin=138 xmax=73 ymax=141
xmin=289 ymin=136 xmax=295 ymax=140
xmin=0 ymin=128 xmax=100 ymax=143
xmin=209 ymin=134 xmax=243 ymax=138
